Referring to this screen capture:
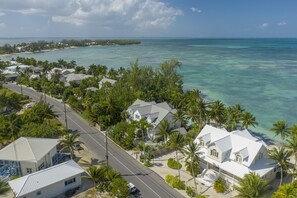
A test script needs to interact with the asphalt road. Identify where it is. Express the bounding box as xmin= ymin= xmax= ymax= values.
xmin=5 ymin=84 xmax=185 ymax=198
